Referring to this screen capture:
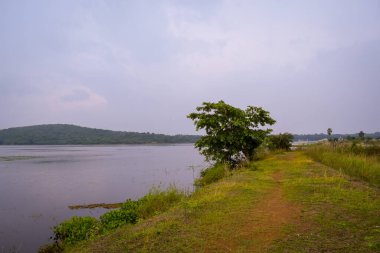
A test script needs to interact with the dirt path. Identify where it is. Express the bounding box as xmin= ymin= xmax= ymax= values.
xmin=239 ymin=170 xmax=301 ymax=252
